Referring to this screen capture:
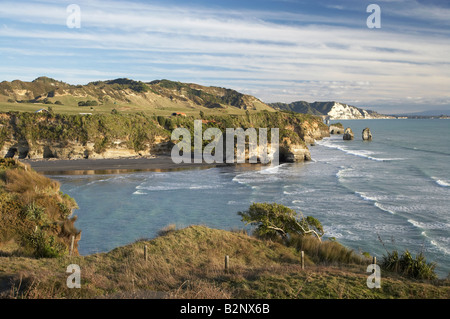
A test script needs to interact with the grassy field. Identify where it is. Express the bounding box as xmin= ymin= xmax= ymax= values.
xmin=1 ymin=225 xmax=448 ymax=299
xmin=0 ymin=96 xmax=273 ymax=117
